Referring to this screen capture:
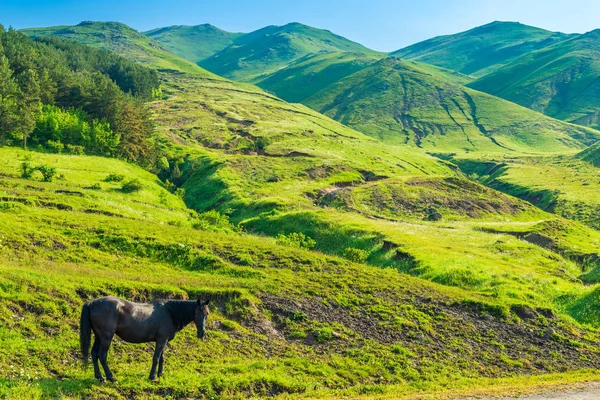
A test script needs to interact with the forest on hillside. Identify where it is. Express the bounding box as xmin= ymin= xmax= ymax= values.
xmin=0 ymin=26 xmax=160 ymax=165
